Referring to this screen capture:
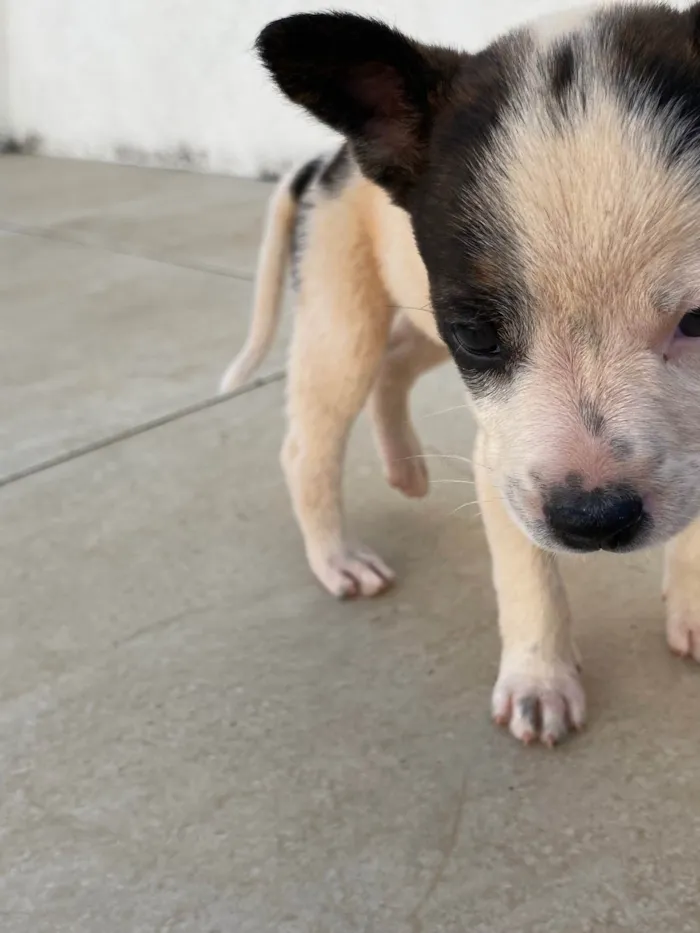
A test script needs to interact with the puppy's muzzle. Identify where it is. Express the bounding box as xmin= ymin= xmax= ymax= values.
xmin=543 ymin=484 xmax=647 ymax=552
